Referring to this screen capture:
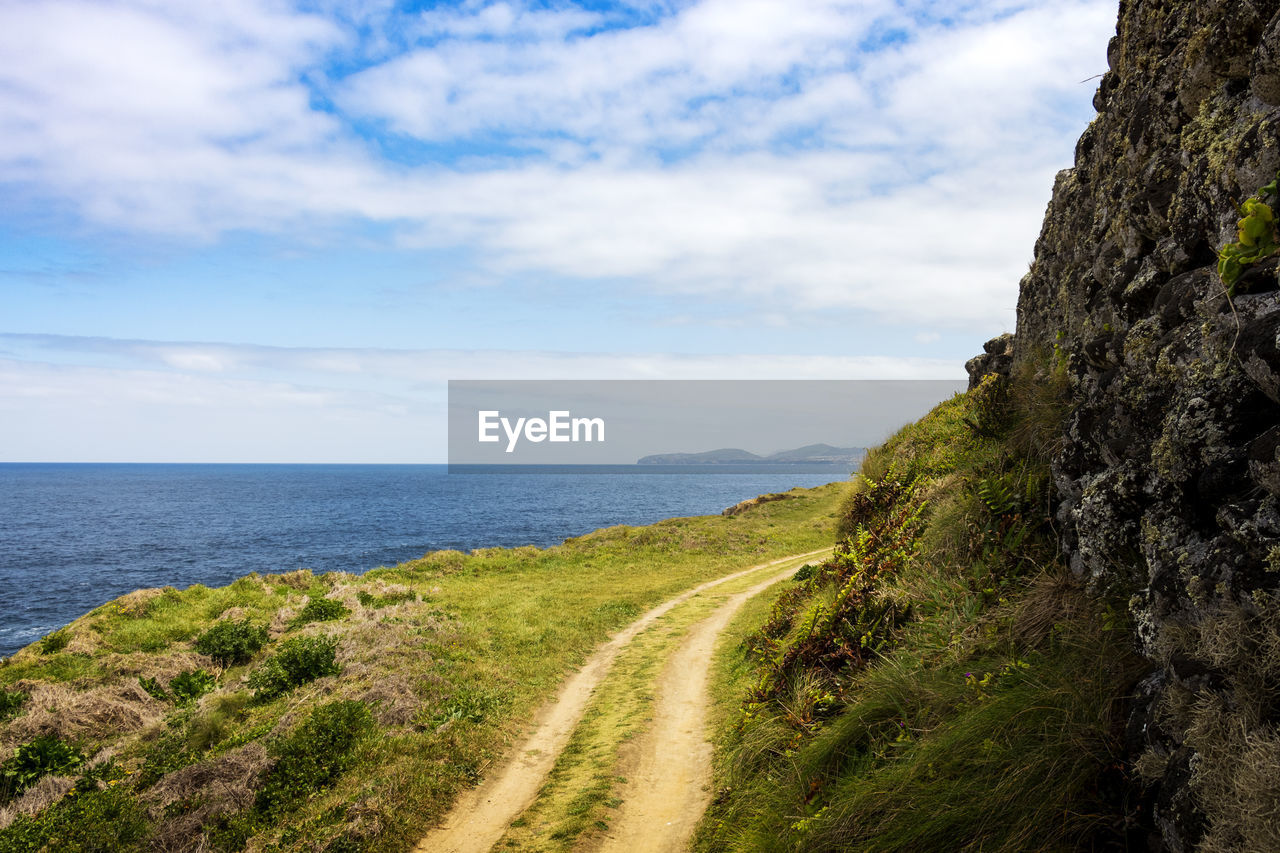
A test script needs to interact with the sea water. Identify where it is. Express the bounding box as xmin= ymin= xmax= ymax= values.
xmin=0 ymin=463 xmax=851 ymax=656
